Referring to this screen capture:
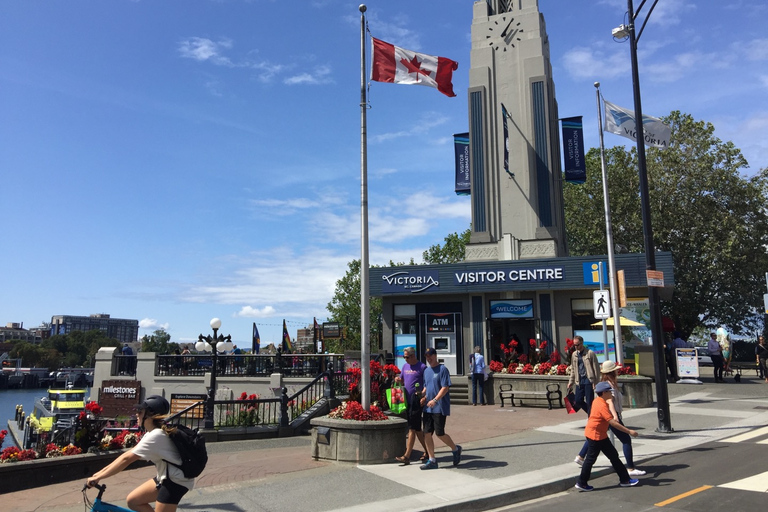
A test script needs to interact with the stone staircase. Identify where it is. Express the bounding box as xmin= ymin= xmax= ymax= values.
xmin=450 ymin=376 xmax=470 ymax=405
